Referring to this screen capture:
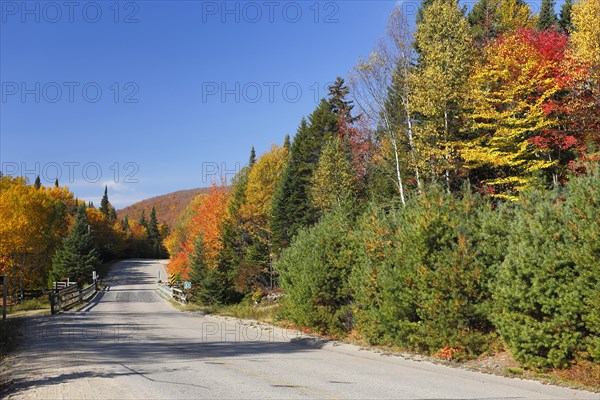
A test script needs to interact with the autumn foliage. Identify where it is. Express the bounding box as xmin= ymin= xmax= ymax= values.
xmin=166 ymin=182 xmax=228 ymax=278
